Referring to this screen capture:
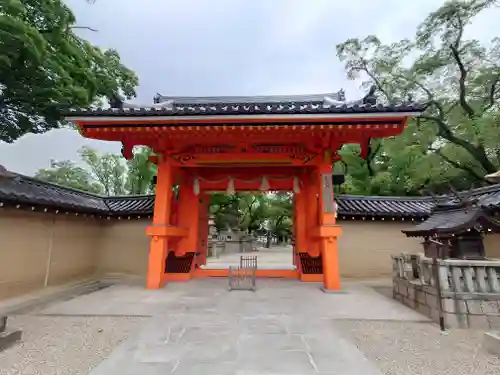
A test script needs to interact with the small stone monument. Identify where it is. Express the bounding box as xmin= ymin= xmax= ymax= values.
xmin=207 ymin=215 xmax=219 ymax=257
